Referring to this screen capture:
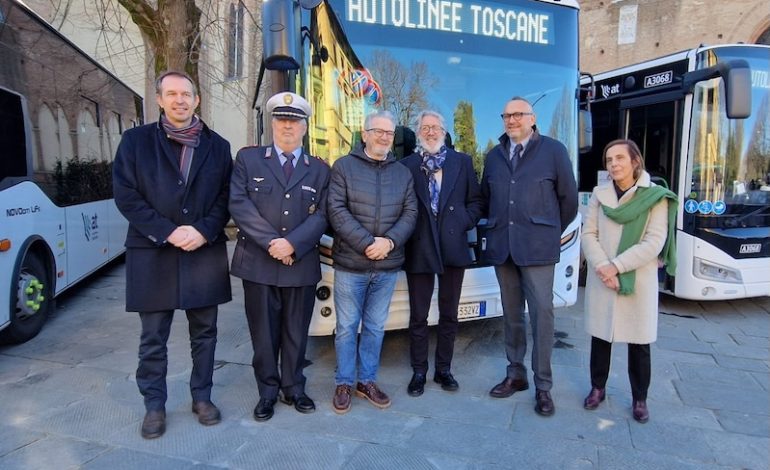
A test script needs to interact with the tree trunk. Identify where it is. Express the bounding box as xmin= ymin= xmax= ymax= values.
xmin=117 ymin=0 xmax=202 ymax=94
